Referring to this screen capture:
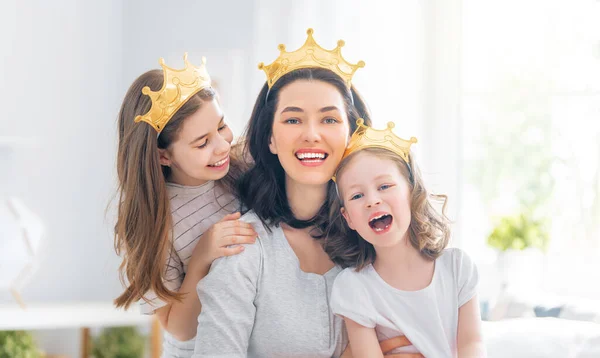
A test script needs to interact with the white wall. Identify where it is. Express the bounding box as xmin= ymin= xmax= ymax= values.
xmin=122 ymin=0 xmax=259 ymax=135
xmin=1 ymin=0 xmax=124 ymax=303
xmin=1 ymin=0 xmax=261 ymax=305
xmin=1 ymin=0 xmax=432 ymax=304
